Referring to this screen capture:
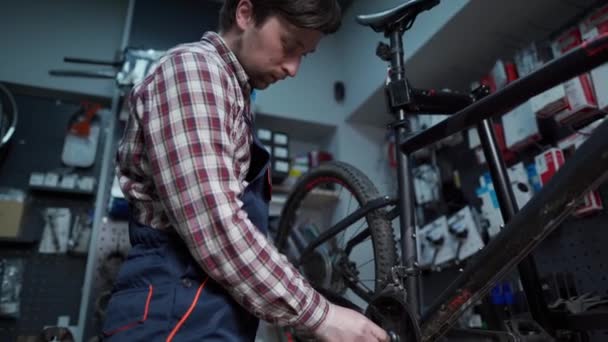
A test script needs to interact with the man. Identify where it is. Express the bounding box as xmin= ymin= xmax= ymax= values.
xmin=102 ymin=1 xmax=389 ymax=341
